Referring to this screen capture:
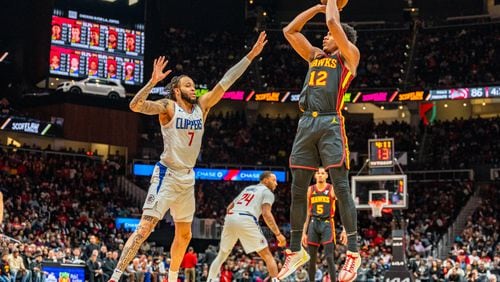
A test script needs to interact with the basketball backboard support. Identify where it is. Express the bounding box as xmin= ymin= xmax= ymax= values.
xmin=352 ymin=174 xmax=407 ymax=210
